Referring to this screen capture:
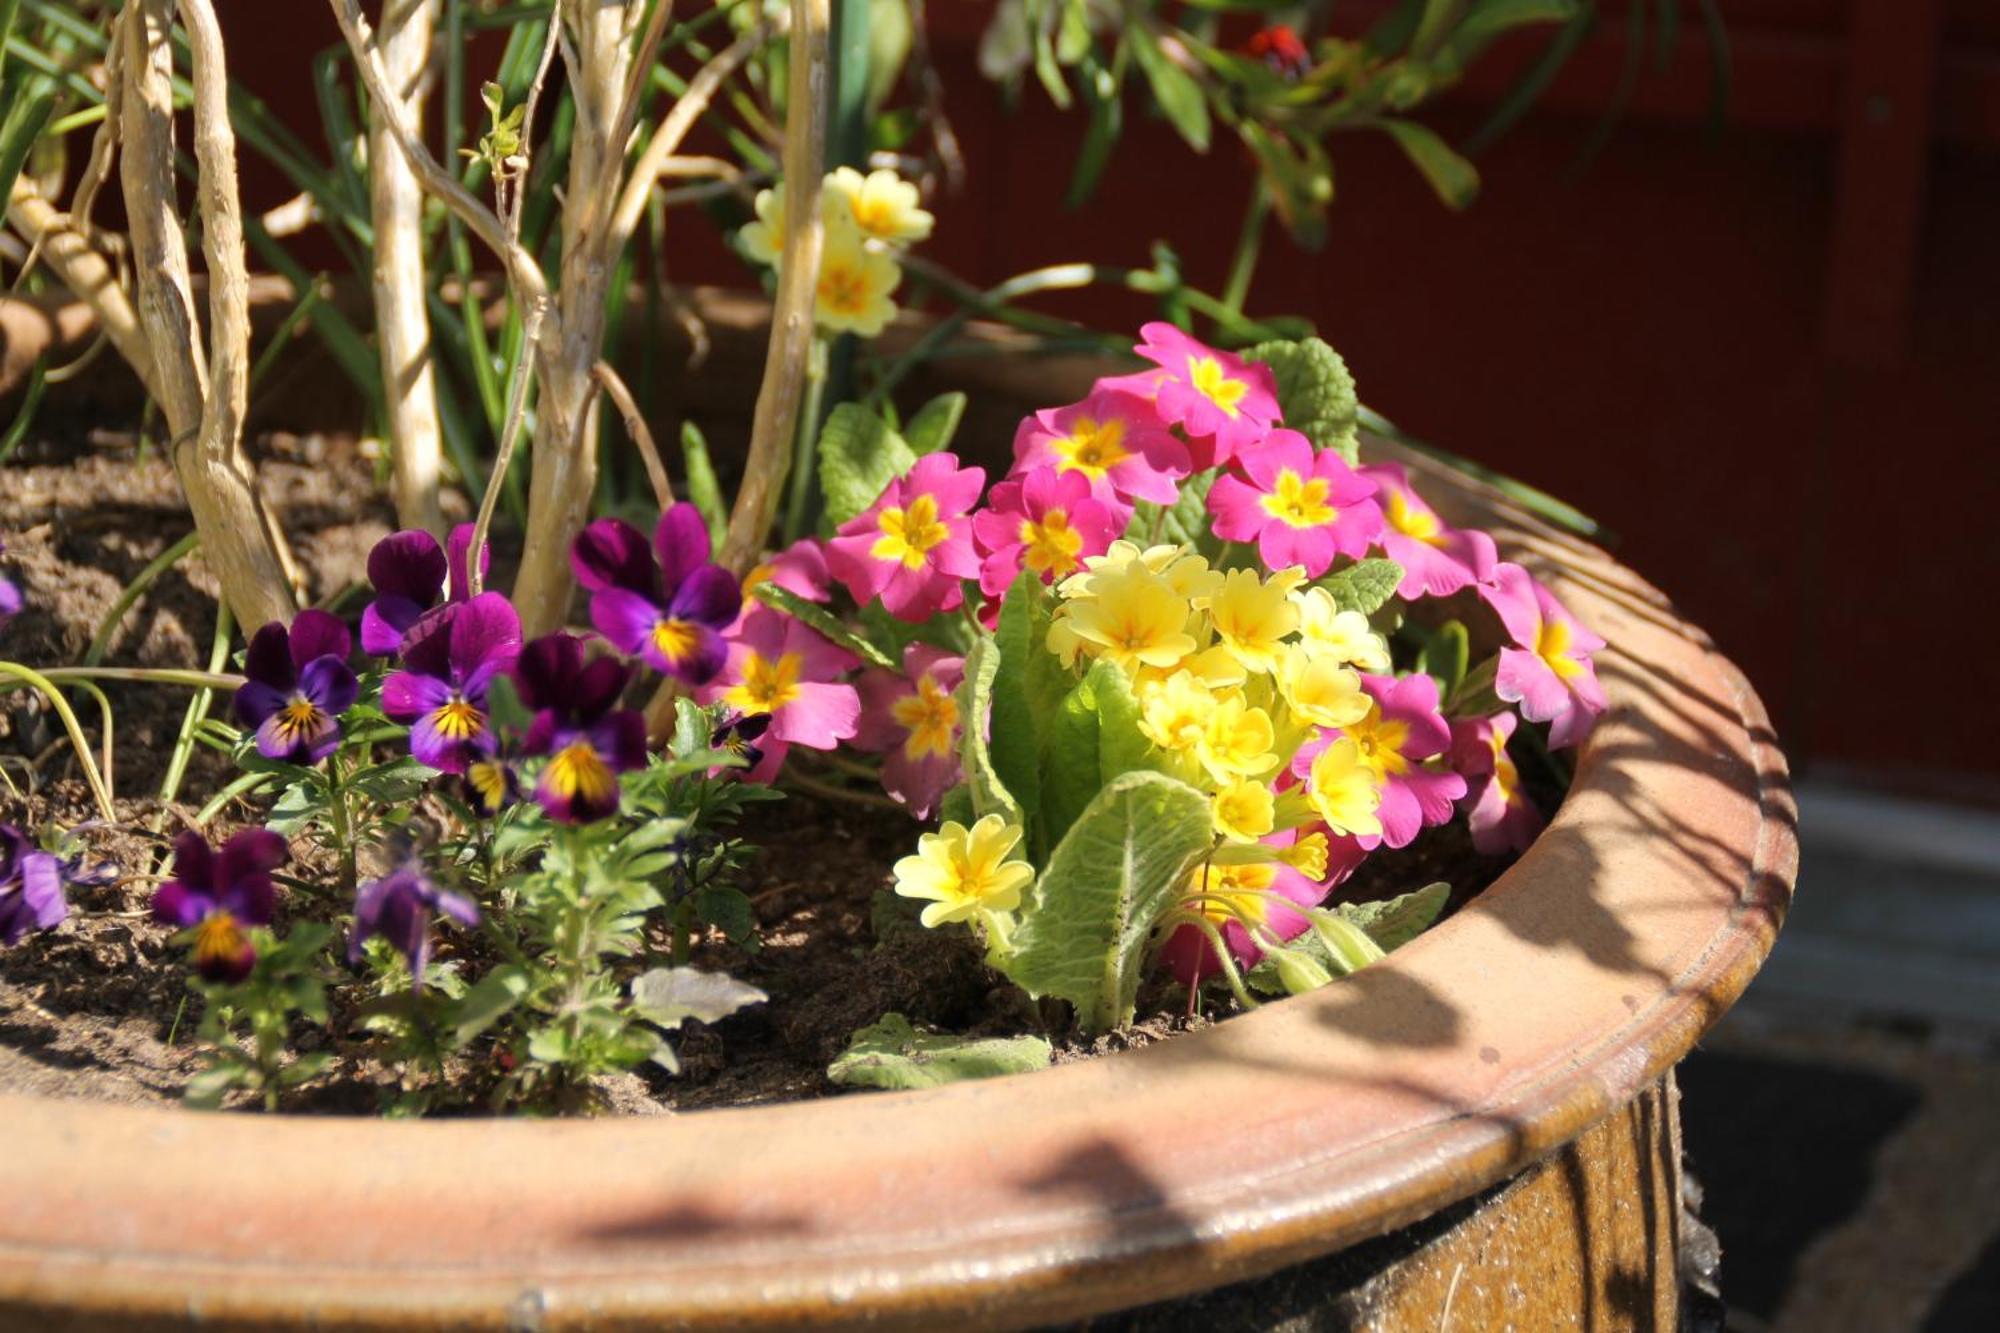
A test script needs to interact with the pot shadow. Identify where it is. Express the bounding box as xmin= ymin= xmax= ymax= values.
xmin=580 ymin=1199 xmax=810 ymax=1247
